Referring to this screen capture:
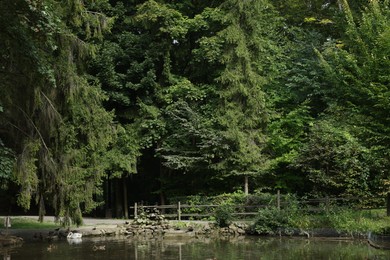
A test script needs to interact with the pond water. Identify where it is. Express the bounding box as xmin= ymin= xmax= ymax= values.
xmin=2 ymin=235 xmax=390 ymax=260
